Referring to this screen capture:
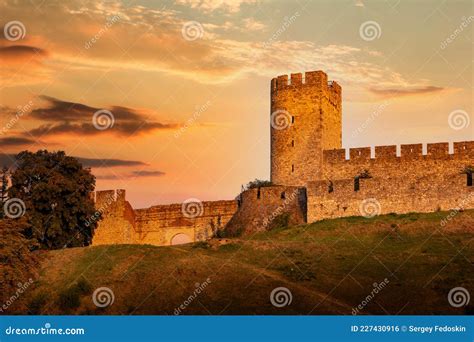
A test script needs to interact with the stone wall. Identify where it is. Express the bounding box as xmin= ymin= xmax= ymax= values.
xmin=225 ymin=185 xmax=307 ymax=236
xmin=270 ymin=70 xmax=342 ymax=187
xmin=92 ymin=190 xmax=238 ymax=246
